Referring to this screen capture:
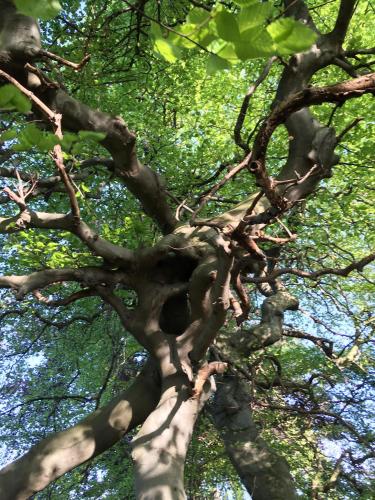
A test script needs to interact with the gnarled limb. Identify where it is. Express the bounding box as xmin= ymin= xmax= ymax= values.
xmin=0 ymin=0 xmax=177 ymax=235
